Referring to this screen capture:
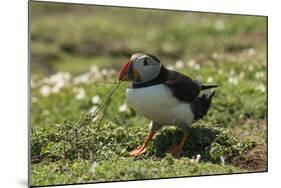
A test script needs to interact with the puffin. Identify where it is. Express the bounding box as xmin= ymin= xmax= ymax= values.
xmin=118 ymin=53 xmax=218 ymax=158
